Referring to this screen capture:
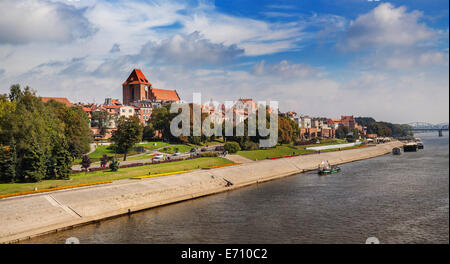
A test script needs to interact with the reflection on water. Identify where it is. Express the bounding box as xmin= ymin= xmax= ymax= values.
xmin=24 ymin=132 xmax=449 ymax=244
